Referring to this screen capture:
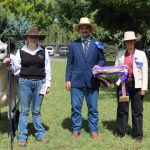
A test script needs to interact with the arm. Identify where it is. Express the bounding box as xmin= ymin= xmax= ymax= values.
xmin=5 ymin=49 xmax=21 ymax=74
xmin=3 ymin=49 xmax=21 ymax=72
xmin=141 ymin=52 xmax=148 ymax=92
xmin=45 ymin=49 xmax=51 ymax=92
xmin=65 ymin=43 xmax=74 ymax=82
xmin=97 ymin=49 xmax=106 ymax=67
xmin=65 ymin=43 xmax=74 ymax=91
xmin=11 ymin=49 xmax=21 ymax=72
xmin=92 ymin=47 xmax=106 ymax=71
